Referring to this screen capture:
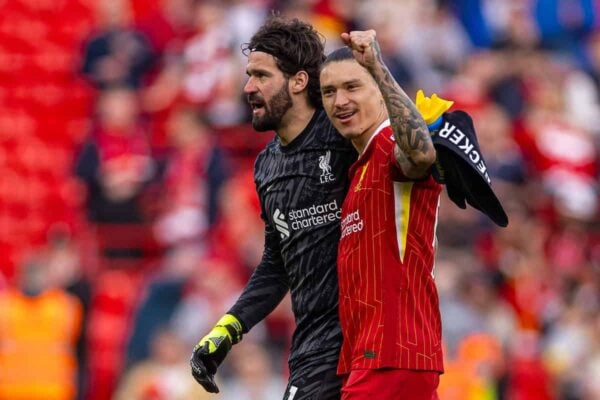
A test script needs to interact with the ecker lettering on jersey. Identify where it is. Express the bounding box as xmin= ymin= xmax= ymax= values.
xmin=437 ymin=121 xmax=490 ymax=183
xmin=319 ymin=150 xmax=335 ymax=183
xmin=340 ymin=209 xmax=363 ymax=238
